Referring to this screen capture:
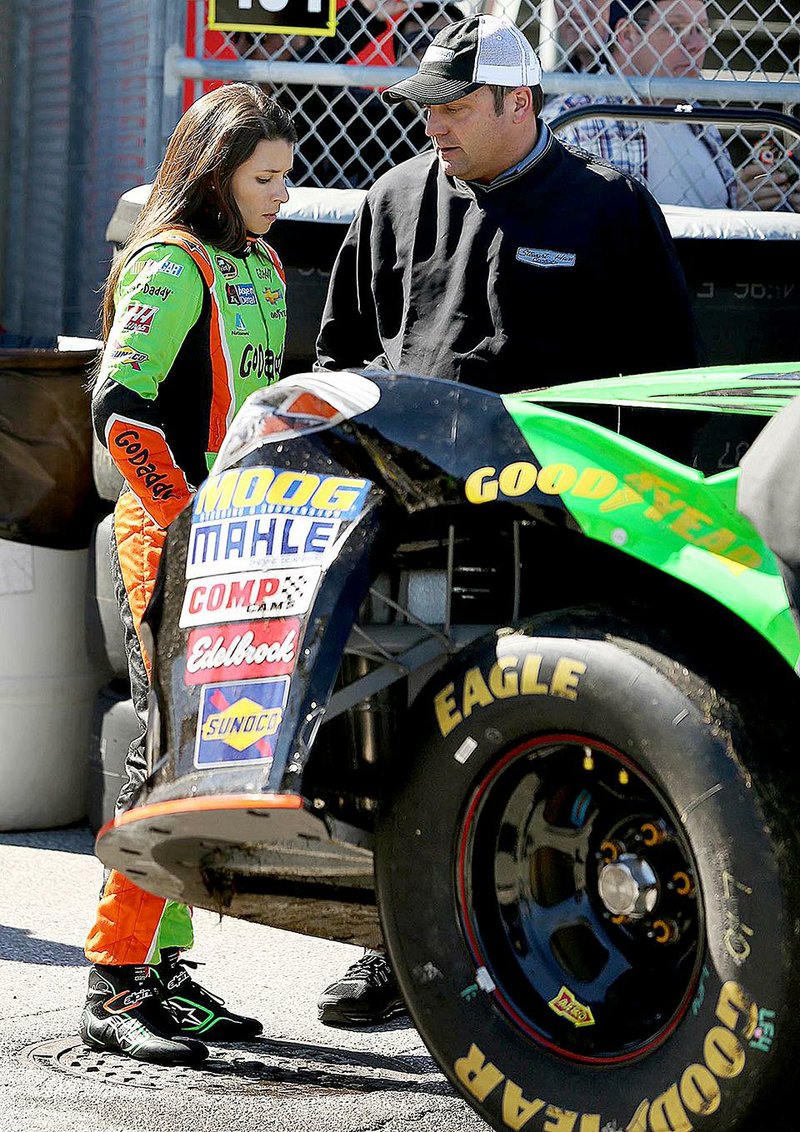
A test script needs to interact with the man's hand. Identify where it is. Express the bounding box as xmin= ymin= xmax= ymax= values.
xmin=738 ymin=162 xmax=800 ymax=213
